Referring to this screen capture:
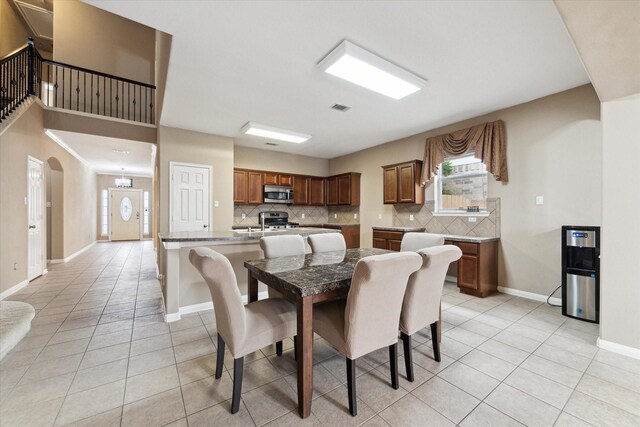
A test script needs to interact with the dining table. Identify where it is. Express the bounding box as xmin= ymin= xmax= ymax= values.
xmin=245 ymin=247 xmax=439 ymax=418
